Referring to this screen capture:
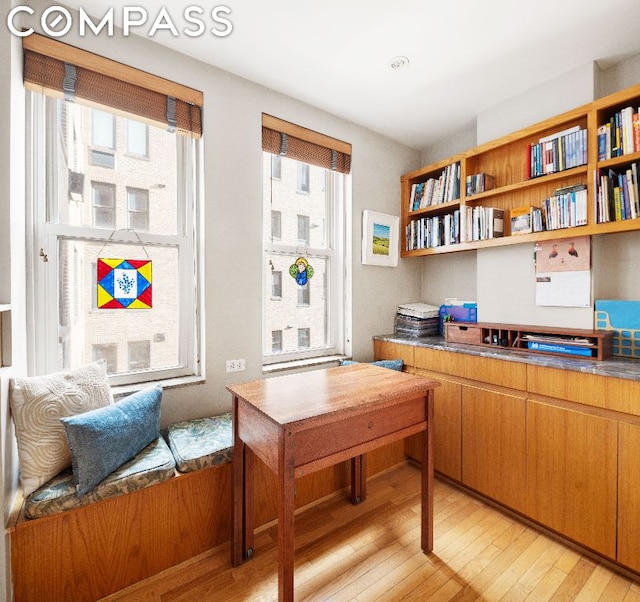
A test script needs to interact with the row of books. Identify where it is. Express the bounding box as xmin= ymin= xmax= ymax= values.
xmin=595 ymin=163 xmax=640 ymax=223
xmin=509 ymin=185 xmax=587 ymax=234
xmin=406 ymin=213 xmax=459 ymax=250
xmin=466 ymin=173 xmax=495 ymax=196
xmin=409 ymin=162 xmax=460 ymax=211
xmin=405 ymin=205 xmax=505 ymax=250
xmin=522 ymin=334 xmax=595 ymax=358
xmin=597 ymin=106 xmax=640 ymax=160
xmin=528 ymin=126 xmax=587 ymax=178
xmin=540 ymin=184 xmax=588 ymax=231
xmin=406 ymin=184 xmax=588 ymax=250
